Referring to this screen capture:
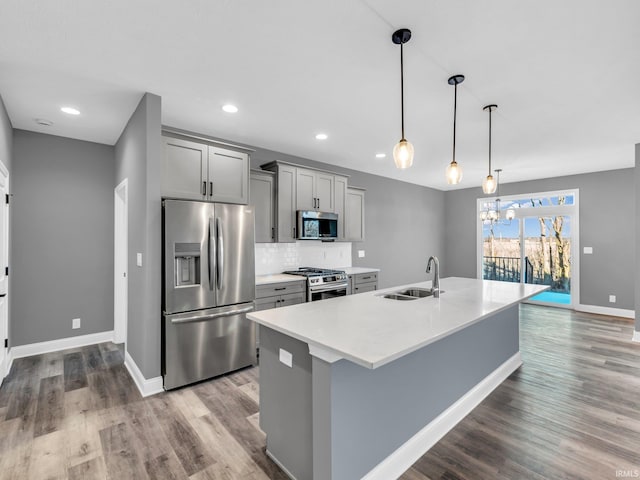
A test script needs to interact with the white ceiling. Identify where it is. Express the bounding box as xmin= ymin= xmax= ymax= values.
xmin=0 ymin=0 xmax=638 ymax=190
